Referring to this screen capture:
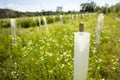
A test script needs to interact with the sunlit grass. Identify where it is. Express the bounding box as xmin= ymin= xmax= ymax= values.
xmin=0 ymin=14 xmax=120 ymax=80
